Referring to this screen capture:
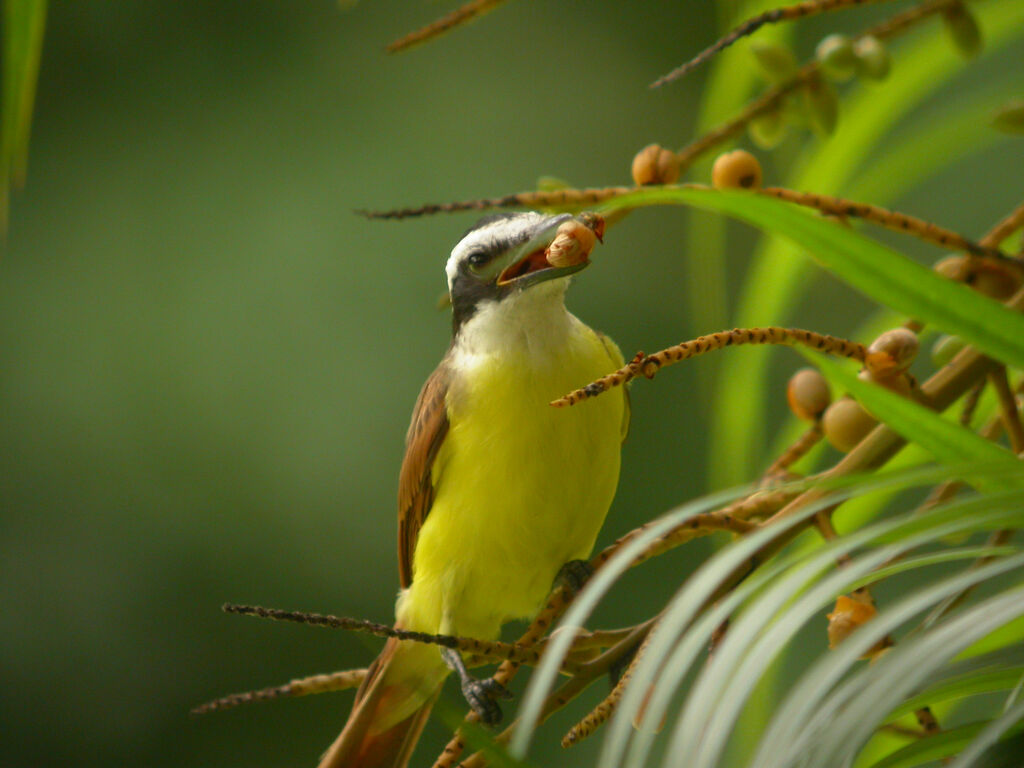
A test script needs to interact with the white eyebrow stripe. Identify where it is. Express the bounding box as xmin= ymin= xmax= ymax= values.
xmin=445 ymin=212 xmax=547 ymax=292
